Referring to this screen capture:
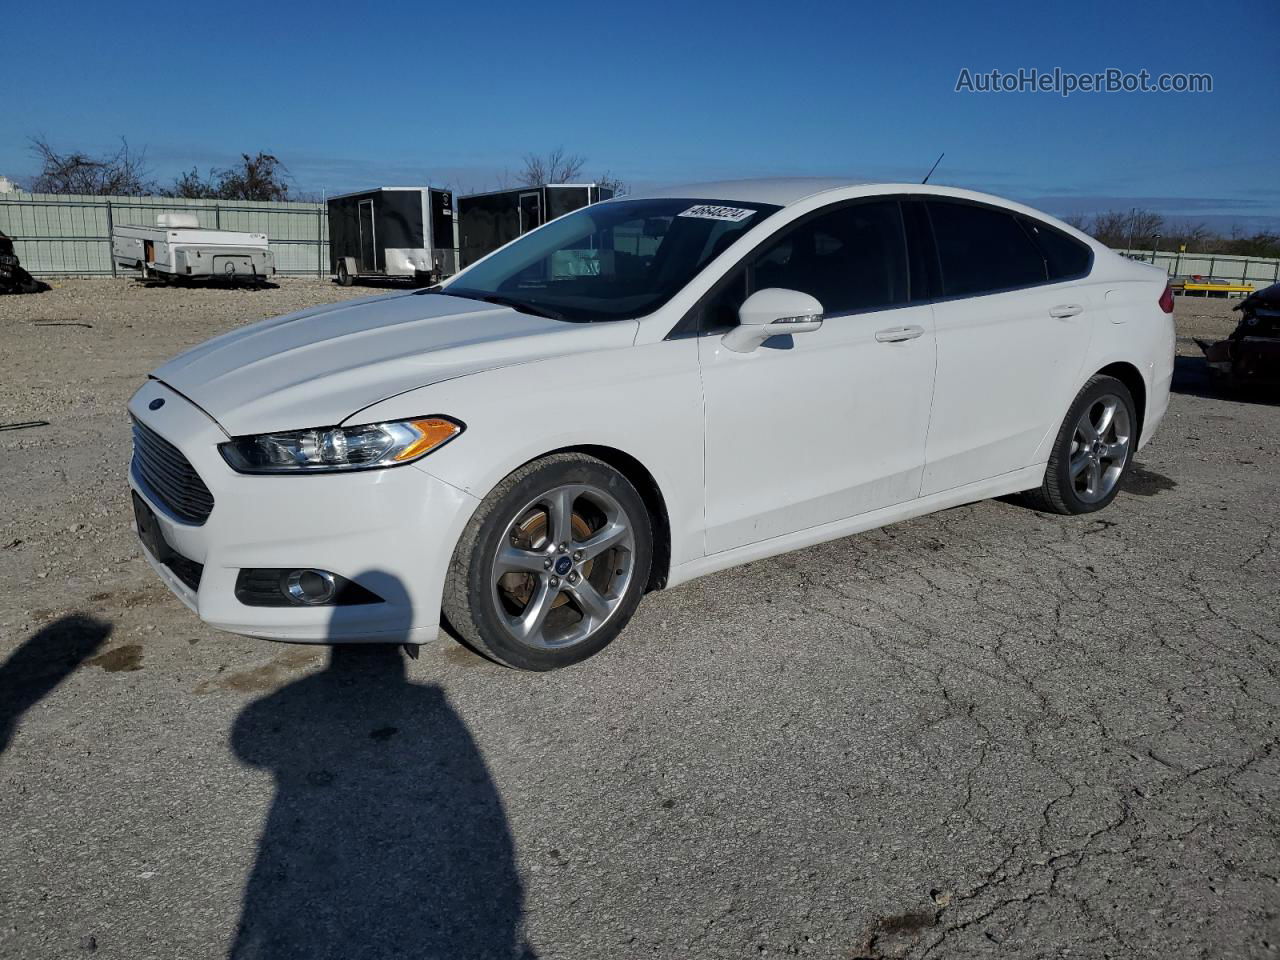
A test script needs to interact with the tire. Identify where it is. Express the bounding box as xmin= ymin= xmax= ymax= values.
xmin=337 ymin=261 xmax=353 ymax=286
xmin=1024 ymin=374 xmax=1137 ymax=515
xmin=442 ymin=453 xmax=652 ymax=671
xmin=14 ymin=269 xmax=47 ymax=294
